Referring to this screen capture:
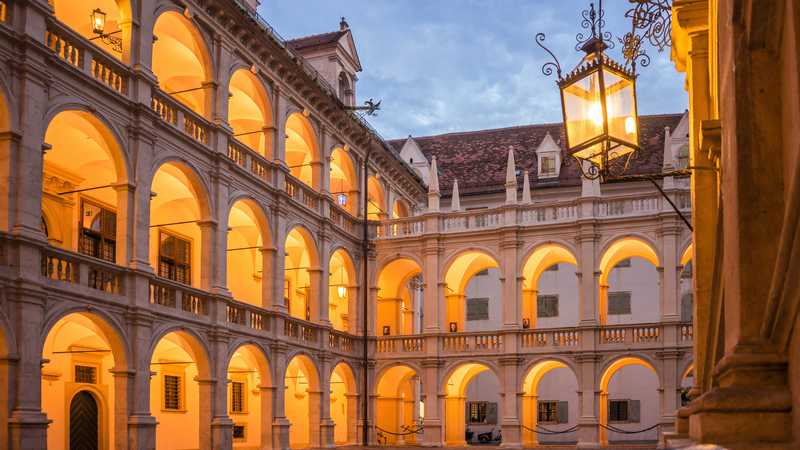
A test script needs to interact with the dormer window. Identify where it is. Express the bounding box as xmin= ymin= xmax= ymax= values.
xmin=535 ymin=132 xmax=562 ymax=179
